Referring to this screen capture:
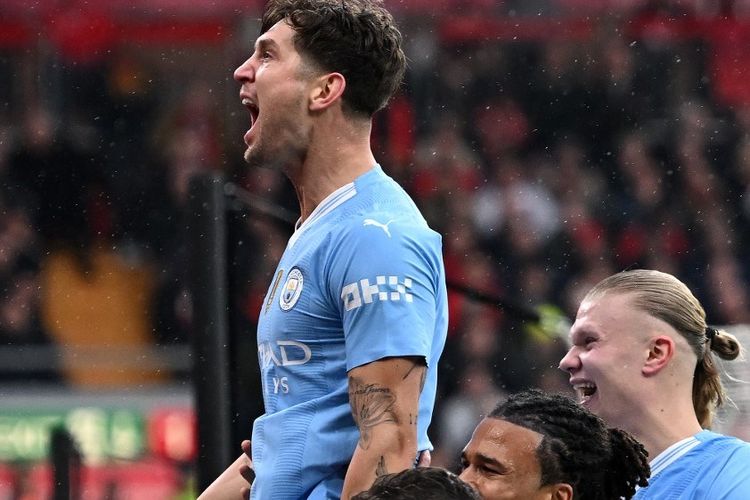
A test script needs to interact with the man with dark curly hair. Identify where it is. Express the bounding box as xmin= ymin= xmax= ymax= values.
xmin=199 ymin=1 xmax=447 ymax=498
xmin=459 ymin=389 xmax=650 ymax=500
xmin=352 ymin=467 xmax=480 ymax=500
